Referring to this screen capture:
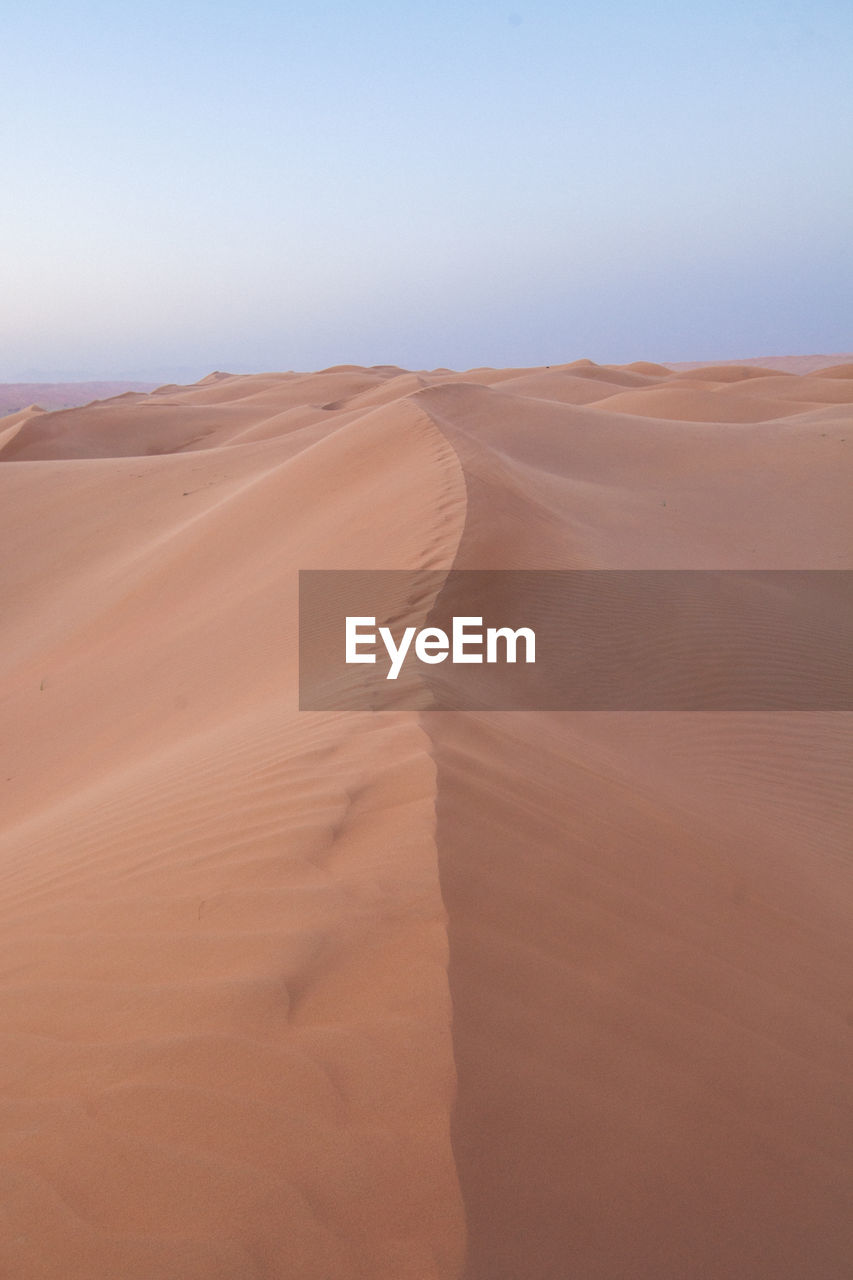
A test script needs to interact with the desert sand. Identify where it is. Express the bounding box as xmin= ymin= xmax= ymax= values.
xmin=0 ymin=383 xmax=159 ymax=418
xmin=0 ymin=358 xmax=850 ymax=1278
